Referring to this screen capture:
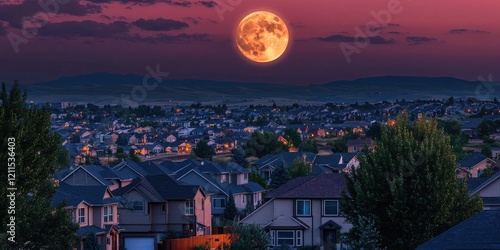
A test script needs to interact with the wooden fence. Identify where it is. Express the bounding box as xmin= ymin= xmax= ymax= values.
xmin=158 ymin=234 xmax=231 ymax=250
